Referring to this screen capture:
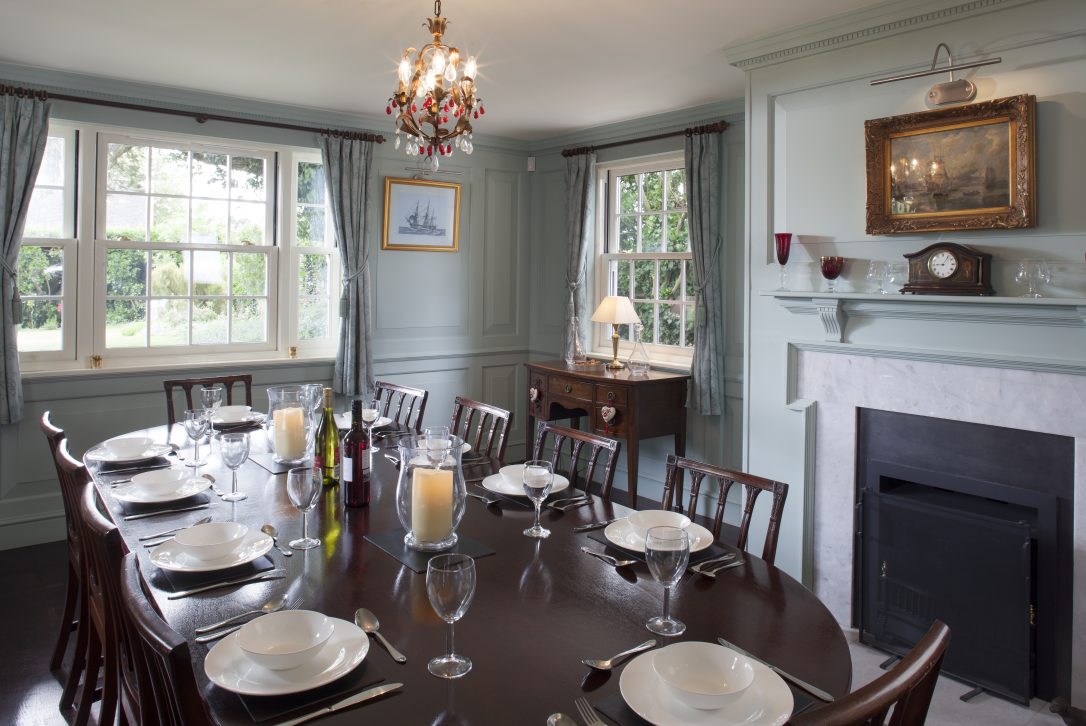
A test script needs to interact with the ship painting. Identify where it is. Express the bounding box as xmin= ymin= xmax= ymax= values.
xmin=399 ymin=201 xmax=446 ymax=236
